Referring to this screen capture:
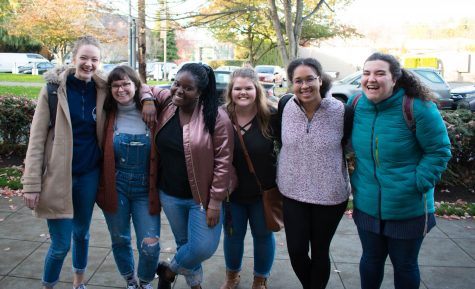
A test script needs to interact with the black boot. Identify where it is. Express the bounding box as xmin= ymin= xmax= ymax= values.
xmin=156 ymin=261 xmax=173 ymax=289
